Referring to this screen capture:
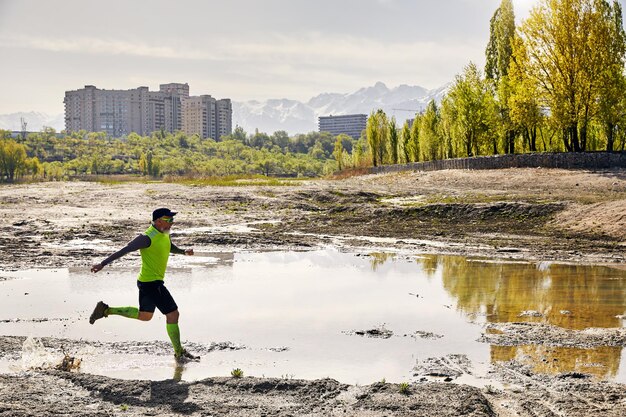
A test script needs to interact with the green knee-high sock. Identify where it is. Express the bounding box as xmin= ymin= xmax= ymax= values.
xmin=166 ymin=323 xmax=183 ymax=356
xmin=106 ymin=306 xmax=139 ymax=319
